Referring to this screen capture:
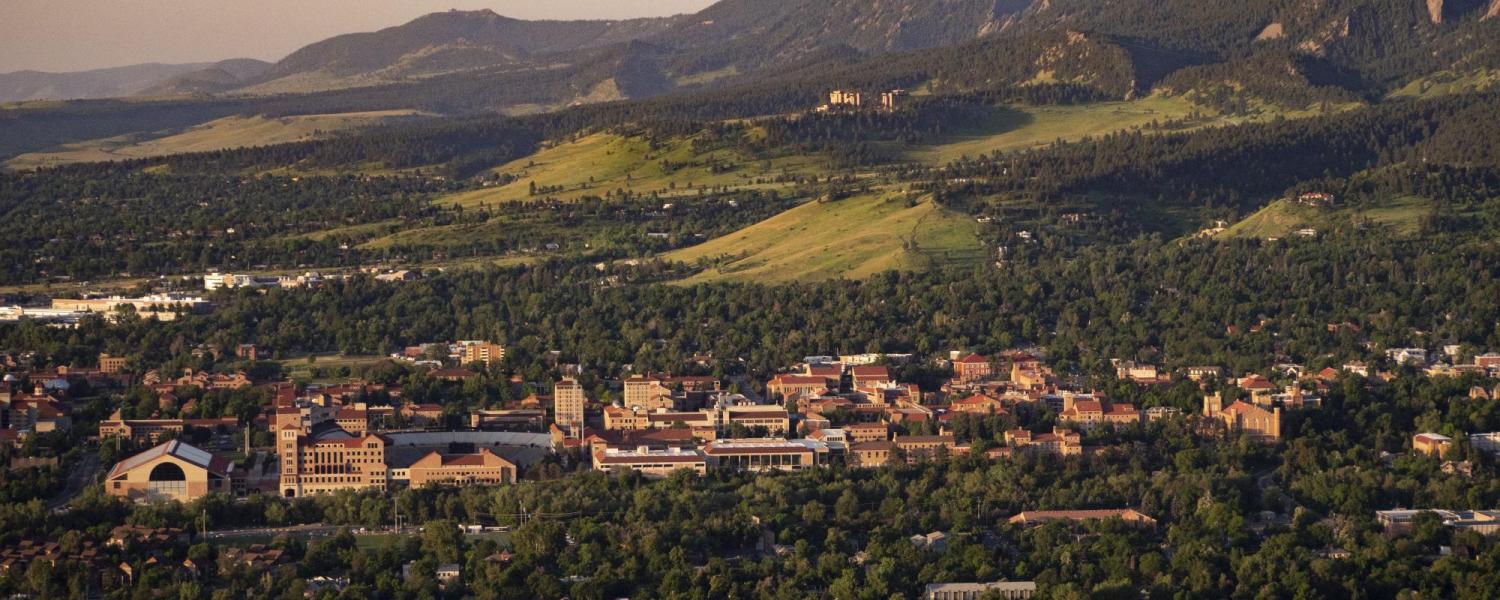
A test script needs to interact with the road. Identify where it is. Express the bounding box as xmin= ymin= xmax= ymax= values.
xmin=205 ymin=523 xmax=344 ymax=540
xmin=47 ymin=452 xmax=100 ymax=512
